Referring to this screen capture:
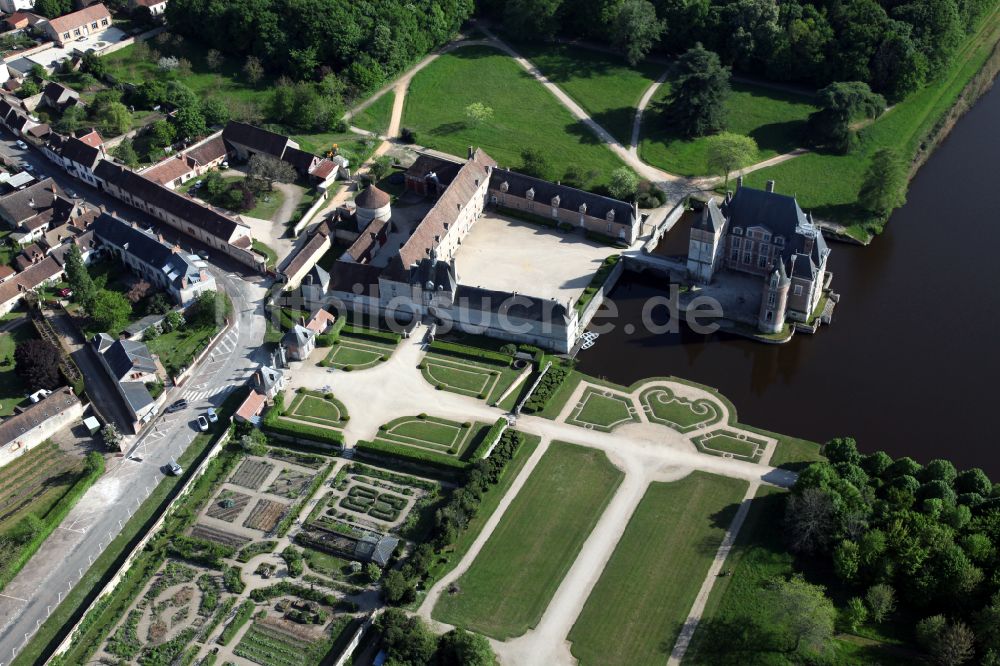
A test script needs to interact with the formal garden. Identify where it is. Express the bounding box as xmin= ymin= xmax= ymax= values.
xmin=692 ymin=429 xmax=769 ymax=463
xmin=640 ymin=385 xmax=724 ymax=433
xmin=565 ymin=386 xmax=641 ymax=432
xmin=418 ymin=350 xmax=524 ymax=404
xmin=373 ymin=415 xmax=490 ymax=459
xmin=322 ymin=336 xmax=394 ymax=370
xmin=284 ymin=390 xmax=349 ymax=429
